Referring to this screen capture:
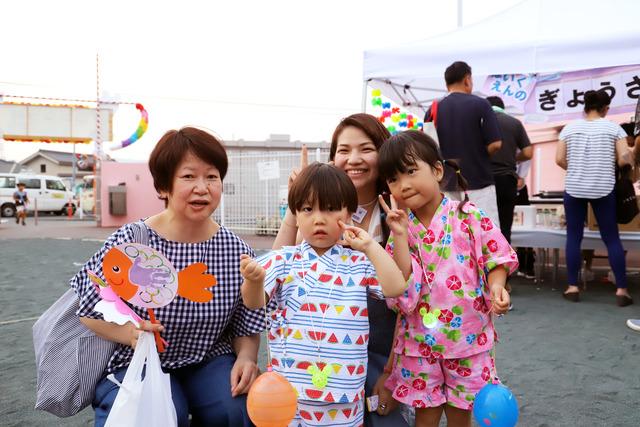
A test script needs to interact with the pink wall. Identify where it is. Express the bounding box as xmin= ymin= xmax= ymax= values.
xmin=99 ymin=161 xmax=164 ymax=227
